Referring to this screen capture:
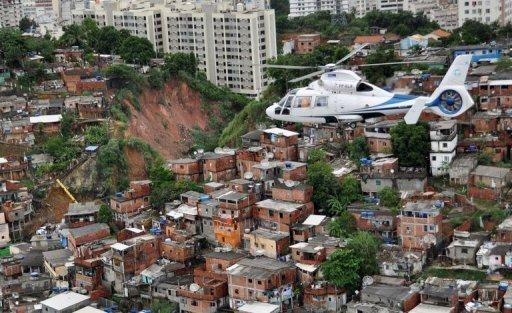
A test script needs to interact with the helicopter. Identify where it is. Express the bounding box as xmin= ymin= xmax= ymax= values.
xmin=264 ymin=46 xmax=474 ymax=127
